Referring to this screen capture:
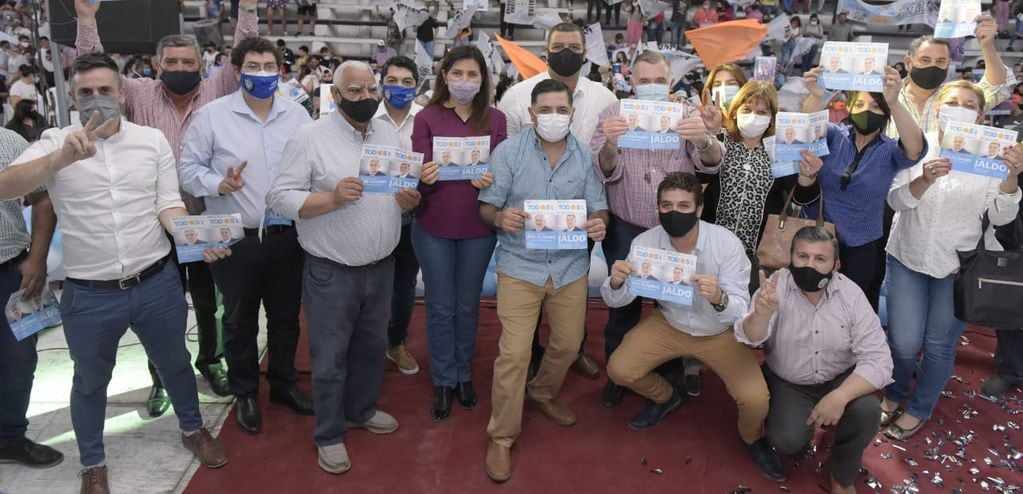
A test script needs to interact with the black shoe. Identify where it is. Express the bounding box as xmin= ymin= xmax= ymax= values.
xmin=200 ymin=364 xmax=230 ymax=397
xmin=235 ymin=395 xmax=262 ymax=435
xmin=981 ymin=374 xmax=1022 ymax=398
xmin=0 ymin=437 xmax=64 ymax=468
xmin=455 ymin=381 xmax=477 ymax=410
xmin=269 ymin=386 xmax=315 ymax=415
xmin=627 ymin=389 xmax=684 ymax=431
xmin=742 ymin=437 xmax=786 ymax=482
xmin=147 ymin=385 xmax=170 ymax=418
xmin=432 ymin=386 xmax=454 ymax=422
xmin=601 ymin=380 xmax=625 ymax=409
xmin=684 ymin=373 xmax=702 ymax=397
